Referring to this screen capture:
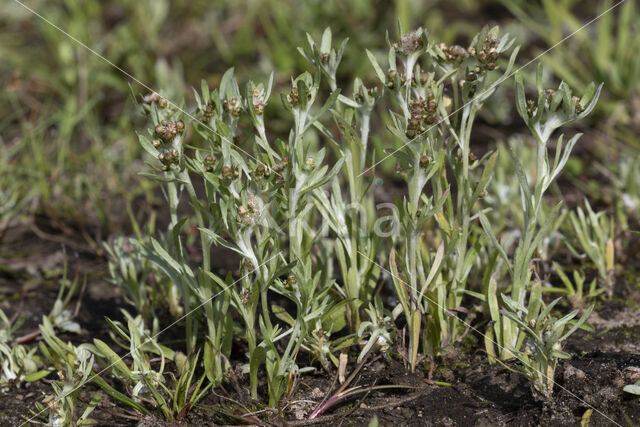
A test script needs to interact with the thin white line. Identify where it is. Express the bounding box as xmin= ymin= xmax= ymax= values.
xmin=12 ymin=0 xmax=626 ymax=424
xmin=10 ymin=1 xmax=288 ymax=423
xmin=359 ymin=0 xmax=628 ymax=177
xmin=357 ymin=250 xmax=622 ymax=426
xmin=10 ymin=0 xmax=281 ymax=178
xmin=22 ymin=251 xmax=282 ymax=425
